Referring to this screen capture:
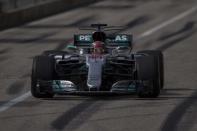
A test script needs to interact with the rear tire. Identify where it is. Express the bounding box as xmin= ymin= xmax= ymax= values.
xmin=31 ymin=56 xmax=55 ymax=98
xmin=136 ymin=55 xmax=160 ymax=98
